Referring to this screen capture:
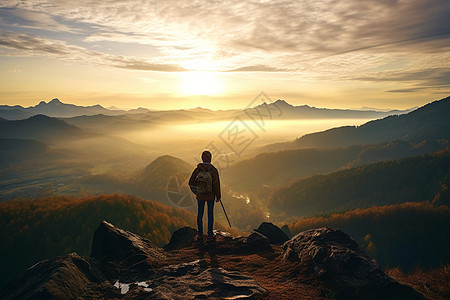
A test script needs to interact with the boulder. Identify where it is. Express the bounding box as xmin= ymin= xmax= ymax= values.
xmin=149 ymin=260 xmax=267 ymax=299
xmin=164 ymin=226 xmax=198 ymax=250
xmin=245 ymin=231 xmax=271 ymax=250
xmin=90 ymin=221 xmax=164 ymax=279
xmin=255 ymin=222 xmax=289 ymax=244
xmin=282 ymin=227 xmax=426 ymax=300
xmin=0 ymin=253 xmax=118 ymax=300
